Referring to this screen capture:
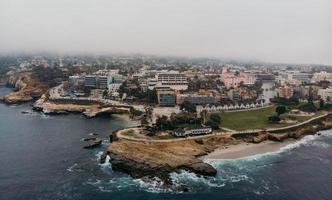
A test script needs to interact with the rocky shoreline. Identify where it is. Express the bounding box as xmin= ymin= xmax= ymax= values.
xmin=0 ymin=74 xmax=137 ymax=120
xmin=104 ymin=115 xmax=332 ymax=186
xmin=32 ymin=95 xmax=131 ymax=118
xmin=106 ymin=133 xmax=238 ymax=185
xmin=1 ymin=73 xmax=48 ymax=104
